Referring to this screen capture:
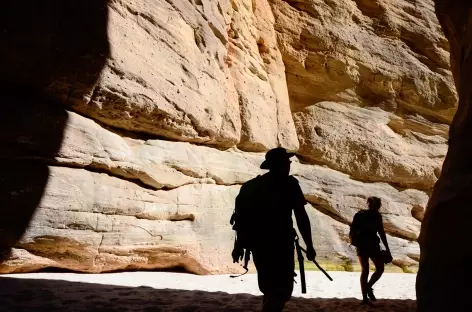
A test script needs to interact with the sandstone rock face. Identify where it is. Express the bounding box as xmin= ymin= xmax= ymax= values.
xmin=0 ymin=0 xmax=456 ymax=274
xmin=228 ymin=0 xmax=299 ymax=151
xmin=12 ymin=166 xmax=238 ymax=274
xmin=294 ymin=101 xmax=447 ymax=190
xmin=271 ymin=0 xmax=457 ymax=122
xmin=45 ymin=0 xmax=299 ymax=151
xmin=0 ymin=109 xmax=427 ymax=273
